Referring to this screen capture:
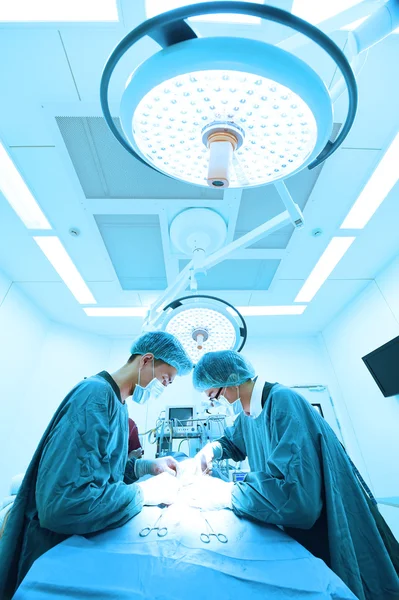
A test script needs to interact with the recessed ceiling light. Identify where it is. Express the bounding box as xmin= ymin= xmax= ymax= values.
xmin=295 ymin=237 xmax=355 ymax=302
xmin=291 ymin=0 xmax=363 ymax=25
xmin=341 ymin=131 xmax=399 ymax=229
xmin=146 ymin=0 xmax=263 ymax=24
xmin=84 ymin=307 xmax=148 ymax=317
xmin=0 ymin=141 xmax=51 ymax=230
xmin=33 ymin=236 xmax=96 ymax=304
xmin=237 ymin=305 xmax=307 ymax=316
xmin=0 ymin=0 xmax=118 ymax=22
